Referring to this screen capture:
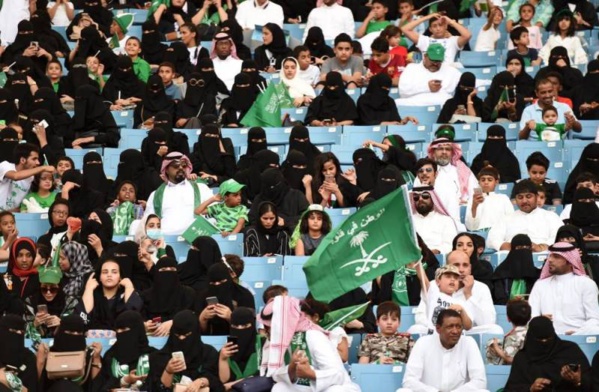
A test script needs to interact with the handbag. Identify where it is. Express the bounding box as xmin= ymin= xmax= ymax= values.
xmin=46 ymin=348 xmax=93 ymax=384
xmin=231 ymin=376 xmax=275 ymax=392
